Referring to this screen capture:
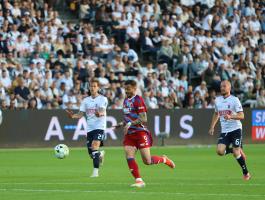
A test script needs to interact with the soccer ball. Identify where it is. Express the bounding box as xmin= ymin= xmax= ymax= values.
xmin=54 ymin=144 xmax=69 ymax=159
